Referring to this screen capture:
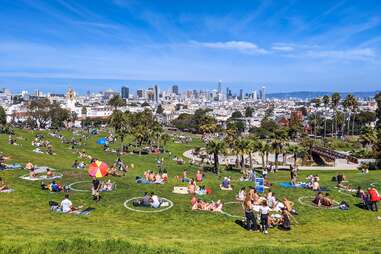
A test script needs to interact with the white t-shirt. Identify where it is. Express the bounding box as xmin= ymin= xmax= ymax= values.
xmin=151 ymin=195 xmax=160 ymax=207
xmin=267 ymin=196 xmax=276 ymax=208
xmin=259 ymin=206 xmax=270 ymax=215
xmin=61 ymin=198 xmax=72 ymax=213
